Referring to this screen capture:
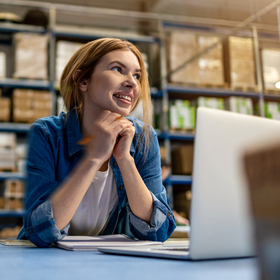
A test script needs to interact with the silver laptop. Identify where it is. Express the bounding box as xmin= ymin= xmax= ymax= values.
xmin=99 ymin=107 xmax=280 ymax=260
